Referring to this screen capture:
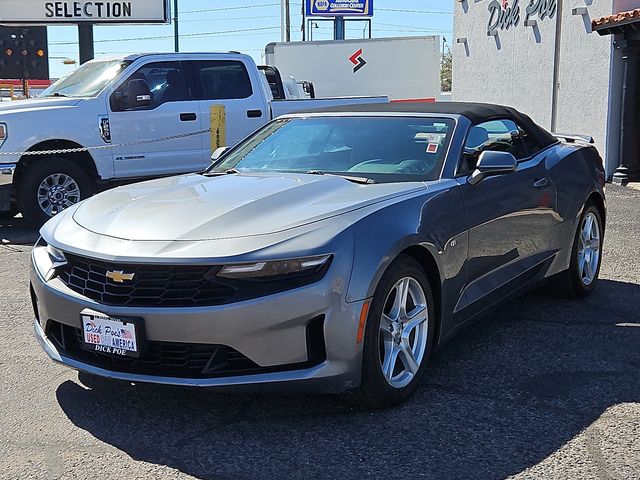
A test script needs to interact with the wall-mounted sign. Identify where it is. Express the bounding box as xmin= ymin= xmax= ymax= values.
xmin=0 ymin=0 xmax=170 ymax=25
xmin=487 ymin=0 xmax=556 ymax=35
xmin=305 ymin=0 xmax=374 ymax=17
